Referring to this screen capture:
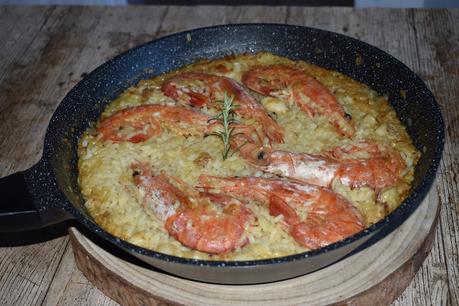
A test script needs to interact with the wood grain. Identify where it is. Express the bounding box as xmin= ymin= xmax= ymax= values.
xmin=0 ymin=6 xmax=457 ymax=306
xmin=0 ymin=6 xmax=55 ymax=85
xmin=0 ymin=230 xmax=68 ymax=306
